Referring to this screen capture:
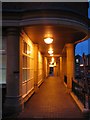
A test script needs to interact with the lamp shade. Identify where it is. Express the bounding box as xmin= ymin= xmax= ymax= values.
xmin=44 ymin=37 xmax=53 ymax=44
xmin=48 ymin=50 xmax=53 ymax=54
